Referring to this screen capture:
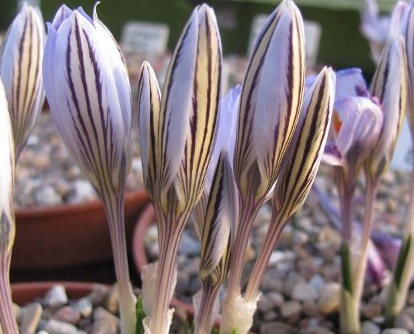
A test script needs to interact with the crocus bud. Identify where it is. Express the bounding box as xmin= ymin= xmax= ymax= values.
xmin=192 ymin=85 xmax=240 ymax=238
xmin=0 ymin=79 xmax=18 ymax=334
xmin=273 ymin=67 xmax=335 ymax=221
xmin=399 ymin=2 xmax=414 ymax=138
xmin=43 ymin=4 xmax=132 ymax=198
xmin=138 ymin=4 xmax=222 ymax=218
xmin=234 ymin=0 xmax=305 ymax=201
xmin=366 ymin=36 xmax=407 ymax=180
xmin=199 ymin=151 xmax=237 ymax=287
xmin=0 ymin=79 xmax=15 ymax=256
xmin=0 ymin=4 xmax=45 ymax=160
